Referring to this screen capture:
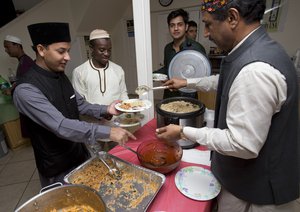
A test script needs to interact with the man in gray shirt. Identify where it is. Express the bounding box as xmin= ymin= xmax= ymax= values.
xmin=13 ymin=22 xmax=135 ymax=187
